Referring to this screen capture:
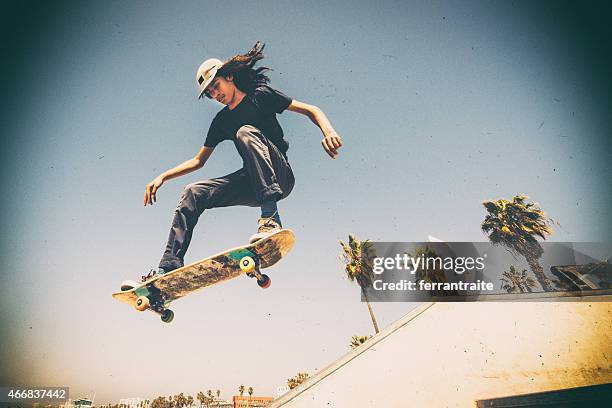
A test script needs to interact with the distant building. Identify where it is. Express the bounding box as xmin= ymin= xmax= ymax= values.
xmin=61 ymin=393 xmax=95 ymax=408
xmin=118 ymin=397 xmax=145 ymax=408
xmin=275 ymin=386 xmax=290 ymax=398
xmin=73 ymin=398 xmax=94 ymax=408
xmin=232 ymin=395 xmax=273 ymax=408
xmin=551 ymin=262 xmax=611 ymax=290
xmin=206 ymin=398 xmax=233 ymax=408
